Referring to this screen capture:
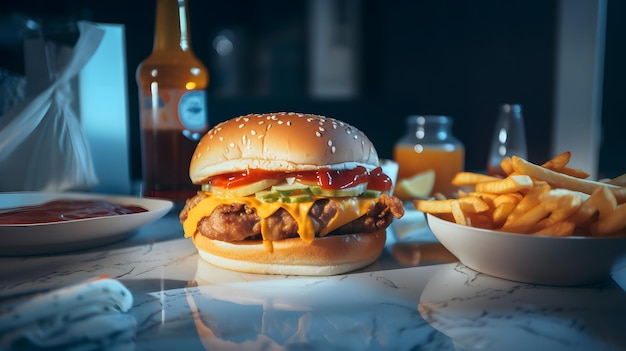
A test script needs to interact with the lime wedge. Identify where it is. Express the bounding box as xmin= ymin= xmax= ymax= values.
xmin=397 ymin=169 xmax=436 ymax=199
